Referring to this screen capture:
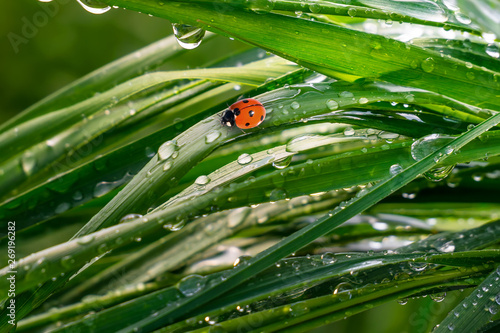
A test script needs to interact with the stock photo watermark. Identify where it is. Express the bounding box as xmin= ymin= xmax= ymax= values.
xmin=7 ymin=0 xmax=71 ymax=54
xmin=6 ymin=221 xmax=16 ymax=326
